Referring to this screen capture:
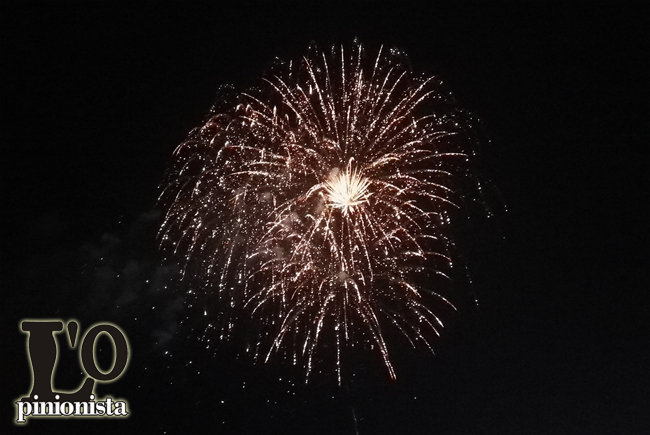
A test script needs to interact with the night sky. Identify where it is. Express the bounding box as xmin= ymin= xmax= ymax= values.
xmin=2 ymin=2 xmax=648 ymax=434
